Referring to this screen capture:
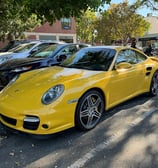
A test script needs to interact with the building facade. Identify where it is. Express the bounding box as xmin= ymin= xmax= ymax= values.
xmin=138 ymin=13 xmax=158 ymax=48
xmin=25 ymin=17 xmax=77 ymax=43
xmin=0 ymin=17 xmax=77 ymax=49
